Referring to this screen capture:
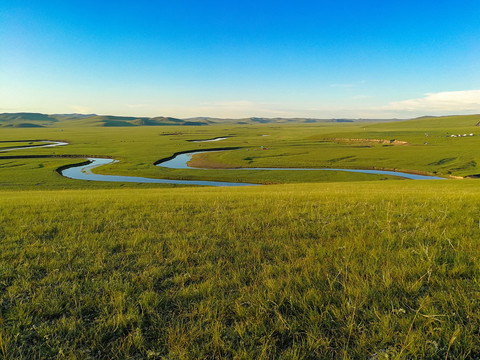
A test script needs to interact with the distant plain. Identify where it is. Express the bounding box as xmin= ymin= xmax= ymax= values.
xmin=1 ymin=113 xmax=480 ymax=358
